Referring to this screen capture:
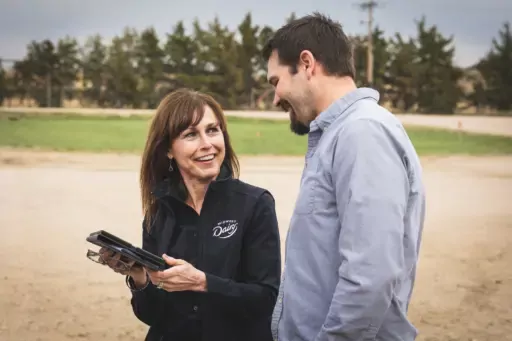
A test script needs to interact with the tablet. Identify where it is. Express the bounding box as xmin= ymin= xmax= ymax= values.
xmin=86 ymin=230 xmax=168 ymax=271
